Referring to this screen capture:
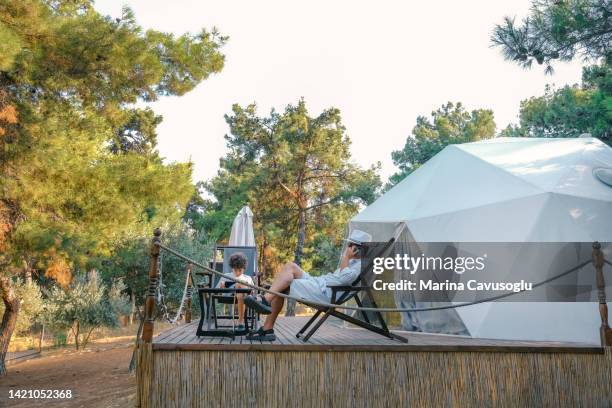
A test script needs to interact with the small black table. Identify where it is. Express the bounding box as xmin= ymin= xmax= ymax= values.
xmin=196 ymin=287 xmax=254 ymax=338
